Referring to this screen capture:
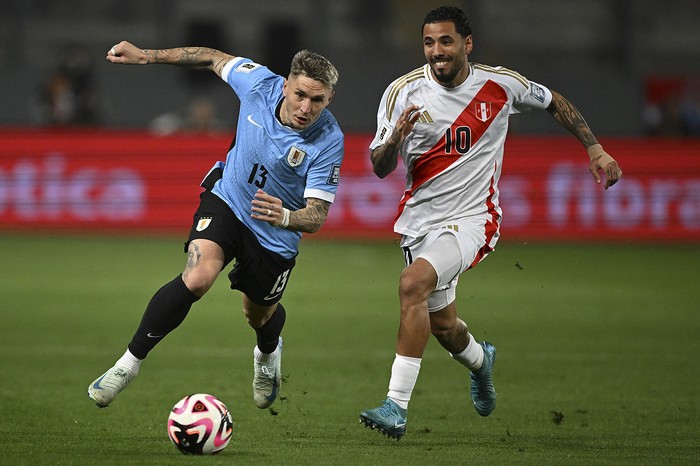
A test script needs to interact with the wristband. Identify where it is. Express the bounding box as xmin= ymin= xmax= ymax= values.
xmin=587 ymin=143 xmax=605 ymax=161
xmin=279 ymin=208 xmax=290 ymax=228
xmin=587 ymin=144 xmax=615 ymax=169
